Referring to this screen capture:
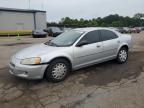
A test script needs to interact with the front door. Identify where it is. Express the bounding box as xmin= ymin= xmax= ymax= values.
xmin=73 ymin=30 xmax=103 ymax=69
